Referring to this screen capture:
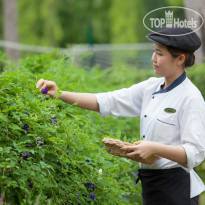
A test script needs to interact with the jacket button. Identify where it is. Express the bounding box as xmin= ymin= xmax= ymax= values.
xmin=144 ymin=115 xmax=147 ymax=118
xmin=143 ymin=135 xmax=145 ymax=138
xmin=152 ymin=96 xmax=155 ymax=99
